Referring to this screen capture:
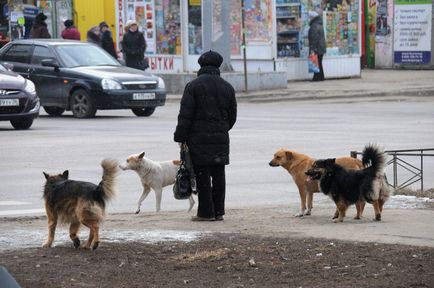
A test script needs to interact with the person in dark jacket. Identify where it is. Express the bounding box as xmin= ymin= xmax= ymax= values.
xmin=61 ymin=19 xmax=80 ymax=40
xmin=121 ymin=20 xmax=147 ymax=70
xmin=30 ymin=13 xmax=51 ymax=39
xmin=99 ymin=21 xmax=117 ymax=59
xmin=86 ymin=26 xmax=101 ymax=46
xmin=308 ymin=11 xmax=326 ymax=81
xmin=174 ymin=50 xmax=237 ymax=222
